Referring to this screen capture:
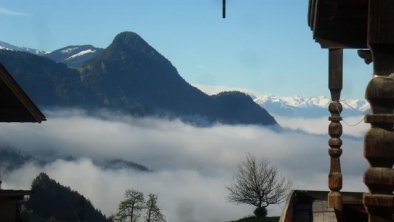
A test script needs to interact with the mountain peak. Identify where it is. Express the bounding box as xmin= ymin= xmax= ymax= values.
xmin=111 ymin=31 xmax=148 ymax=50
xmin=86 ymin=31 xmax=160 ymax=63
xmin=114 ymin=31 xmax=141 ymax=40
xmin=32 ymin=172 xmax=51 ymax=187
